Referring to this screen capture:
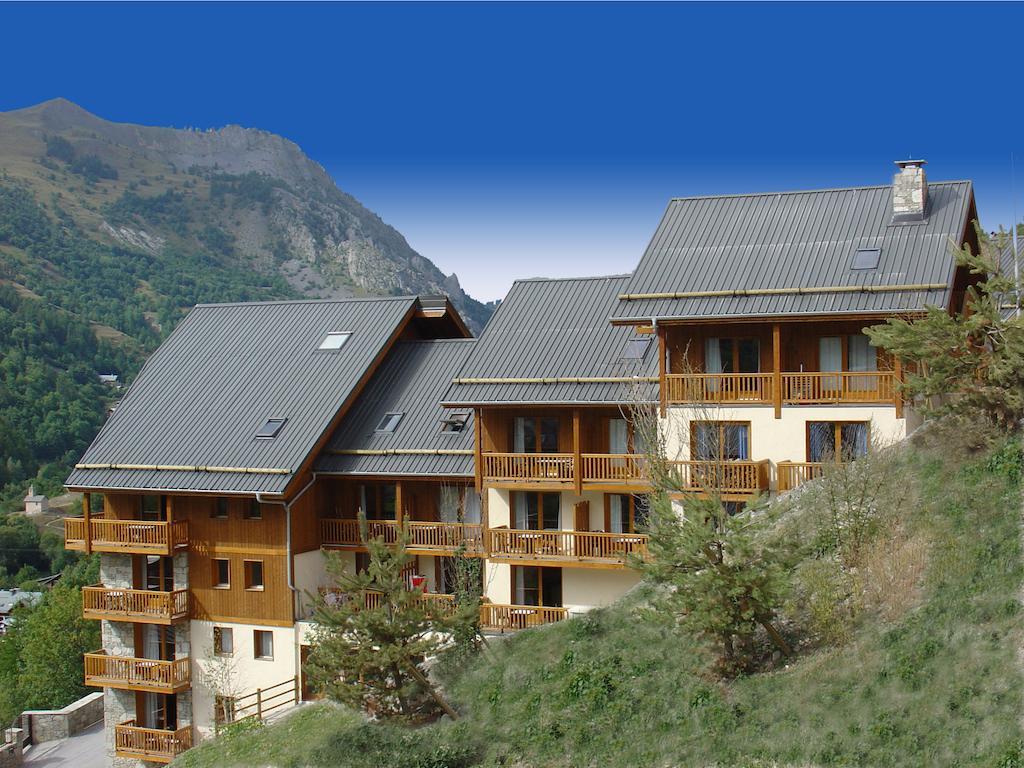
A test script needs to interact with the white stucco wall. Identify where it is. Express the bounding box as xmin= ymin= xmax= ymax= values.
xmin=562 ymin=568 xmax=641 ymax=613
xmin=189 ymin=619 xmax=299 ymax=739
